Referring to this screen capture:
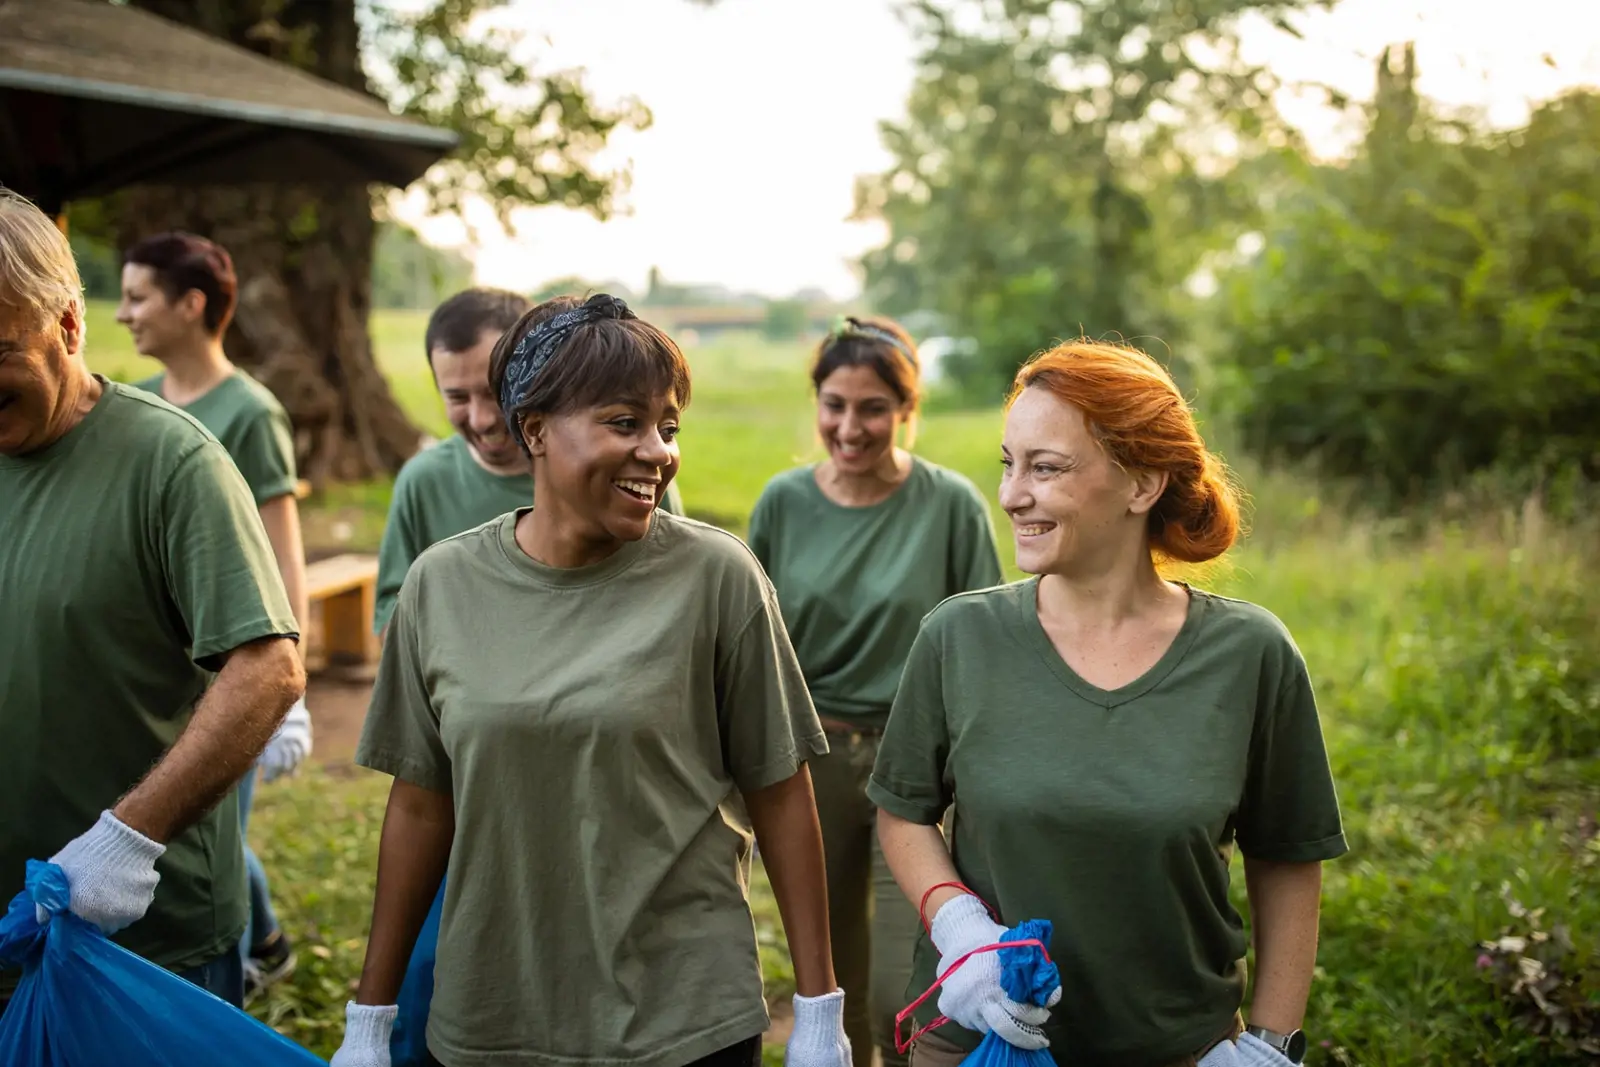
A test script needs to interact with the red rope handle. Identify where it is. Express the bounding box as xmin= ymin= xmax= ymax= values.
xmin=917 ymin=882 xmax=999 ymax=934
xmin=891 ymin=937 xmax=1052 ymax=1056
